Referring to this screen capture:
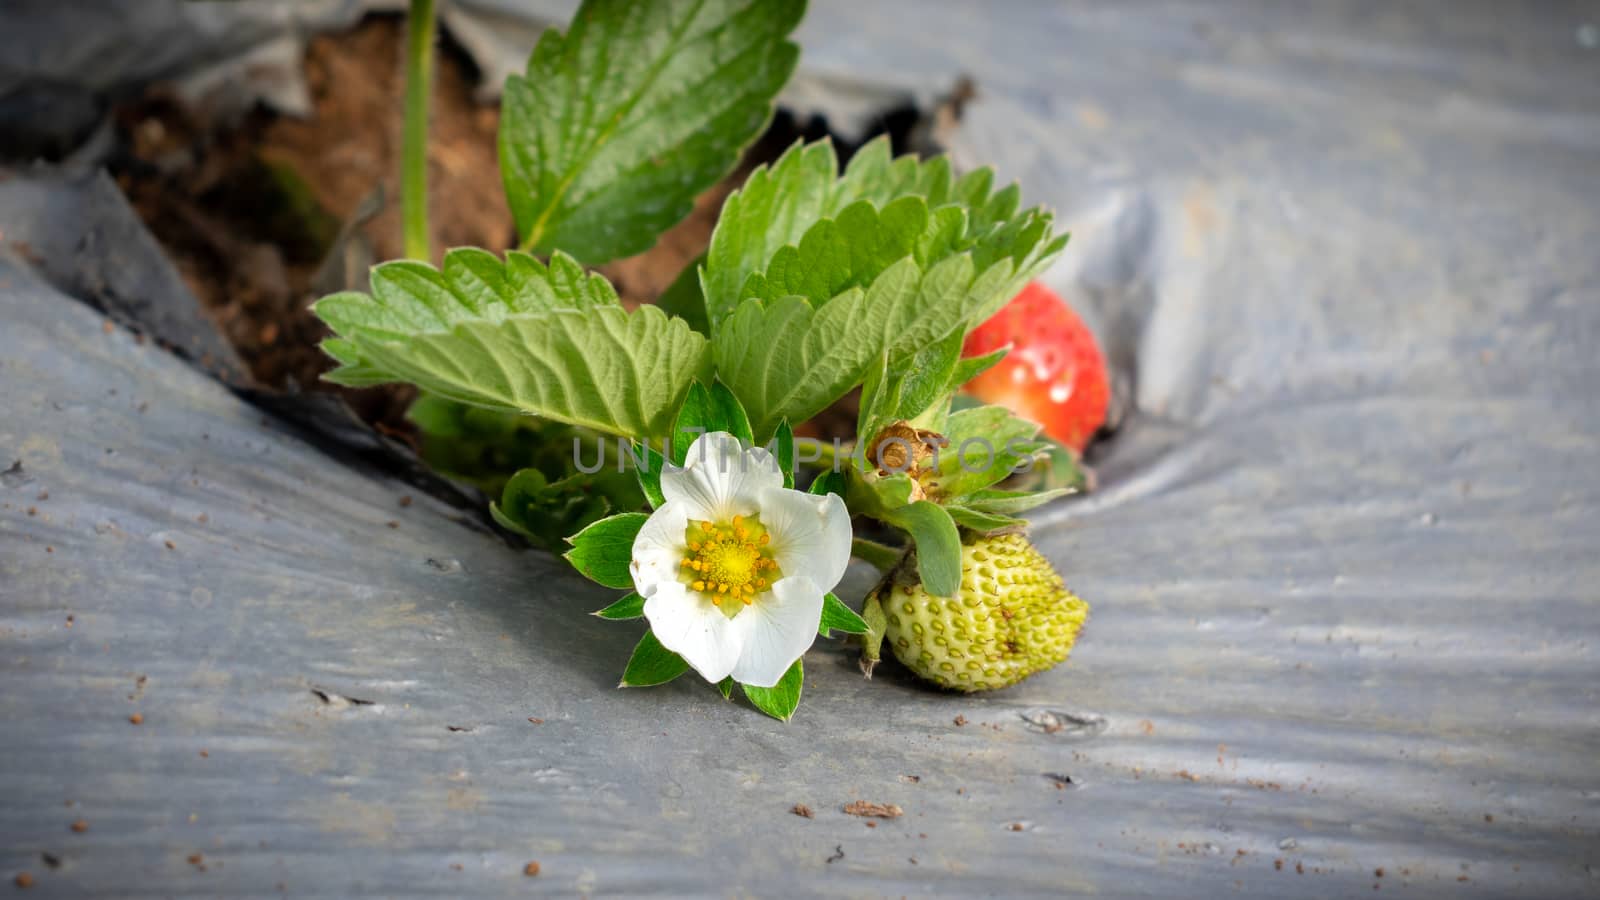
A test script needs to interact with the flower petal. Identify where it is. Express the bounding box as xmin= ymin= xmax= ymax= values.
xmin=629 ymin=499 xmax=690 ymax=597
xmin=643 ymin=581 xmax=745 ymax=683
xmin=758 ymin=487 xmax=853 ymax=593
xmin=662 ymin=431 xmax=782 ymax=521
xmin=729 ymin=575 xmax=826 ymax=687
